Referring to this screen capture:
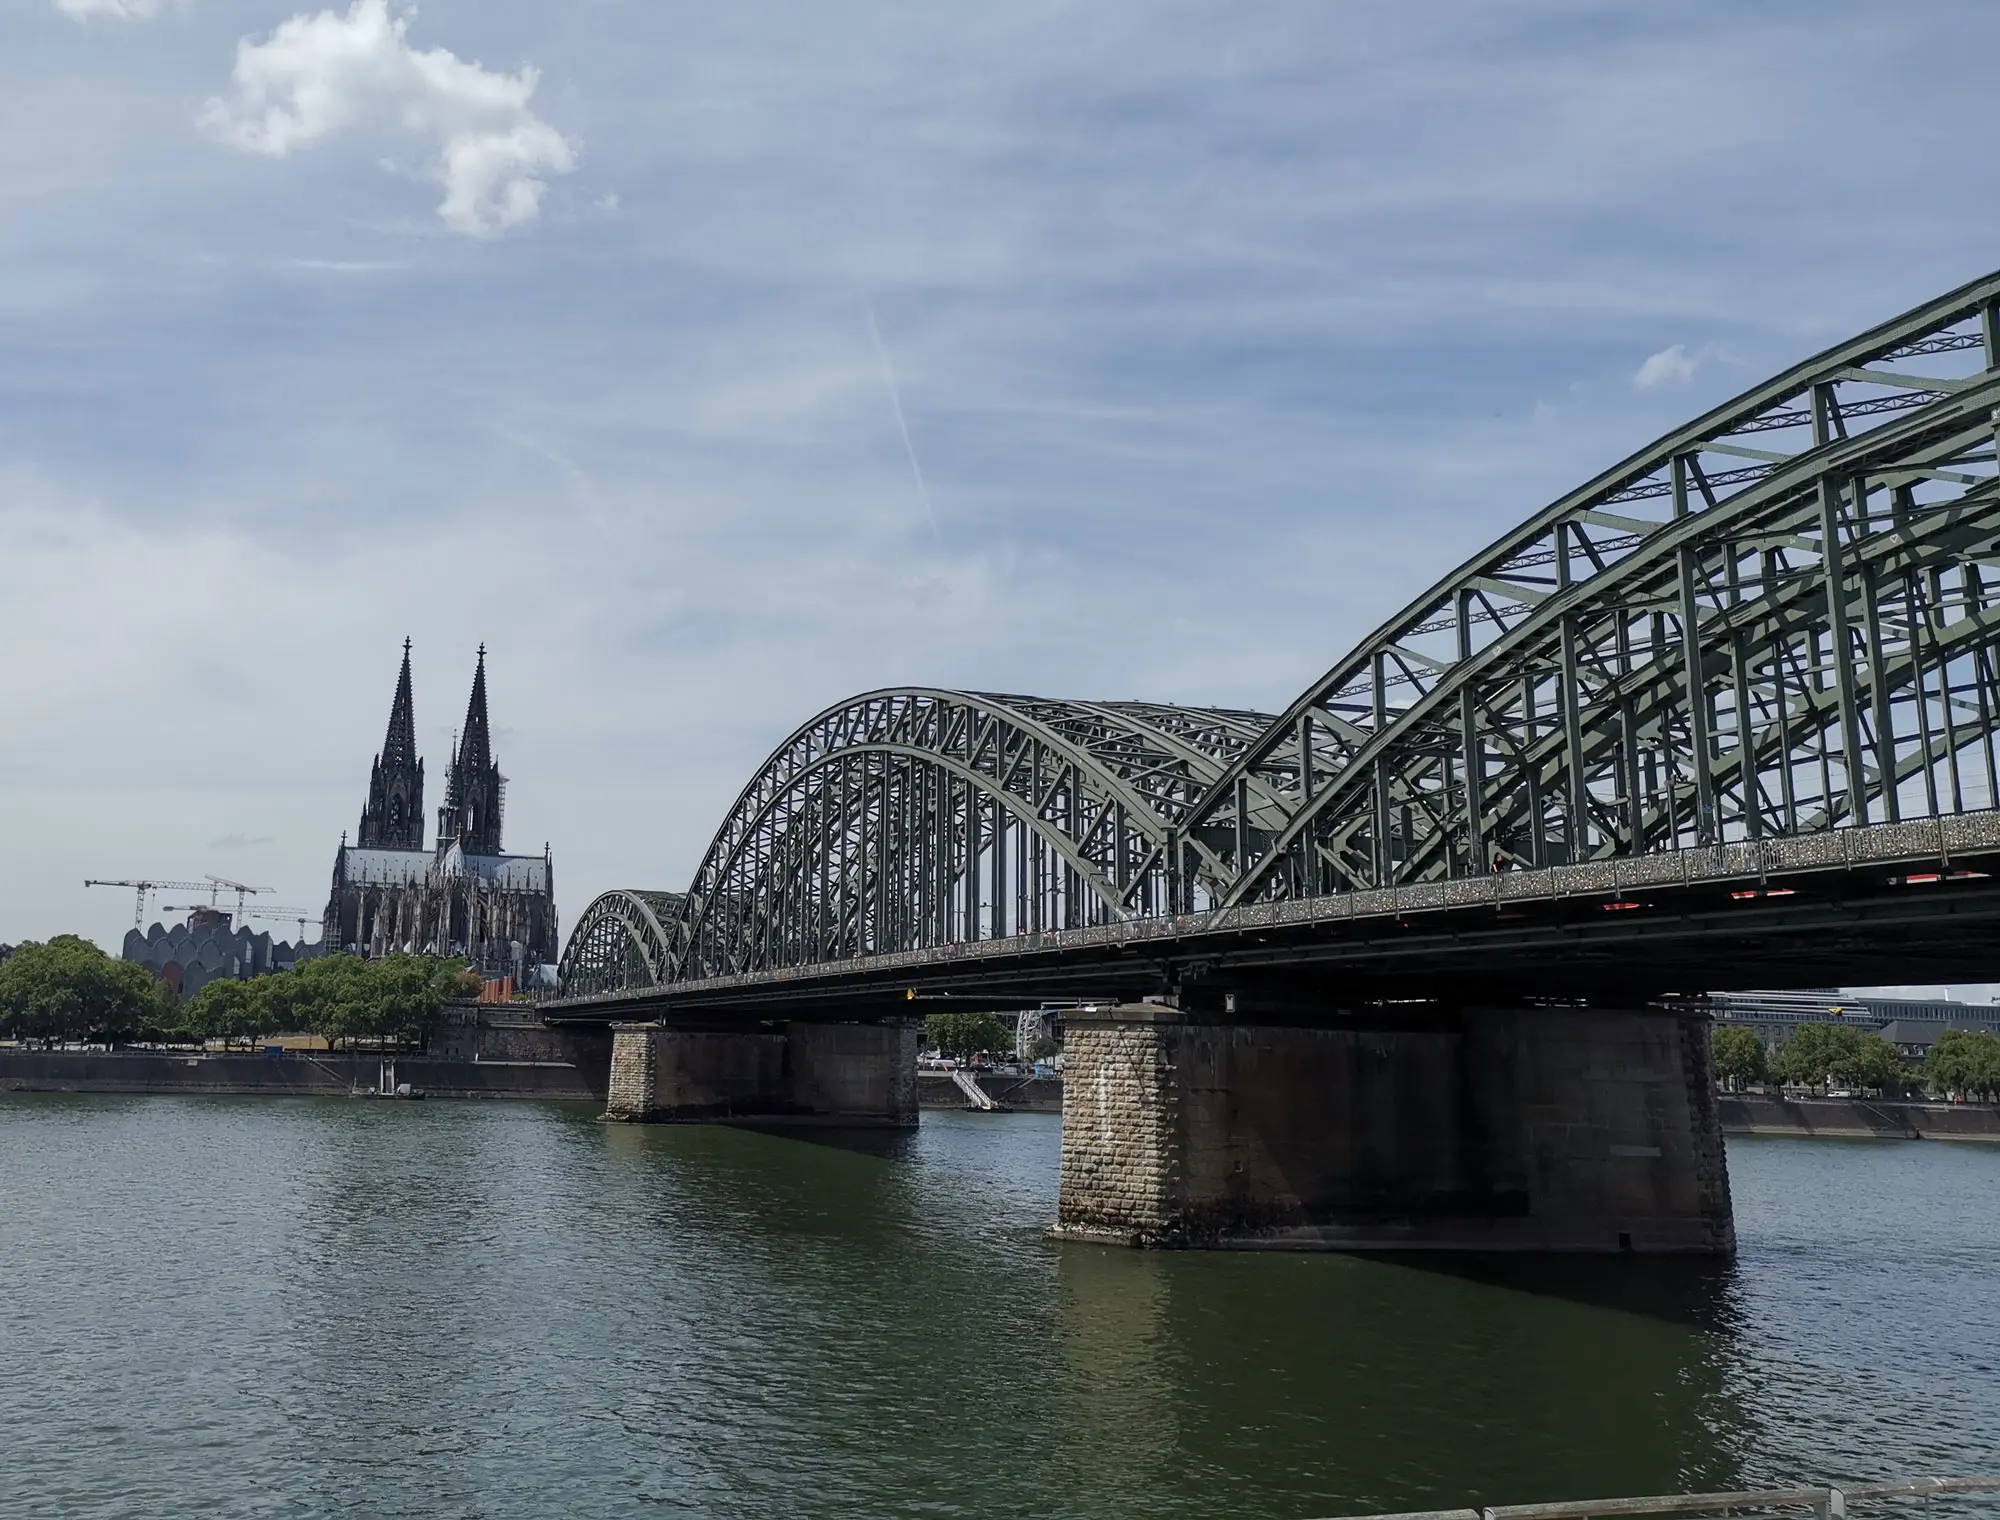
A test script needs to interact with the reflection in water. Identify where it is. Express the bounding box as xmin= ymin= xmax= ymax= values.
xmin=0 ymin=1099 xmax=1994 ymax=1520
xmin=1057 ymin=1245 xmax=1182 ymax=1509
xmin=1377 ymin=1251 xmax=1746 ymax=1332
xmin=1054 ymin=1243 xmax=1746 ymax=1515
